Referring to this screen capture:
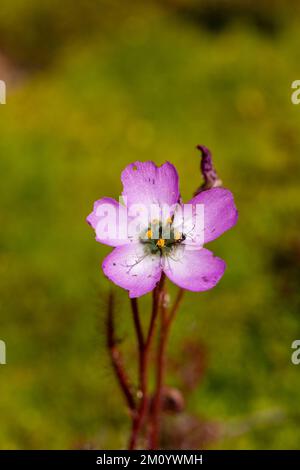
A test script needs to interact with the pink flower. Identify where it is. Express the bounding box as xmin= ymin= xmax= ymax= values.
xmin=87 ymin=161 xmax=238 ymax=298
